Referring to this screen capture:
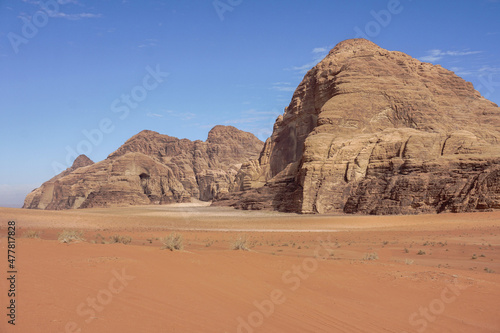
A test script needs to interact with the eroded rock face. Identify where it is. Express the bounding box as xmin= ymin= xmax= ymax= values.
xmin=215 ymin=39 xmax=500 ymax=214
xmin=71 ymin=154 xmax=94 ymax=169
xmin=23 ymin=126 xmax=263 ymax=209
